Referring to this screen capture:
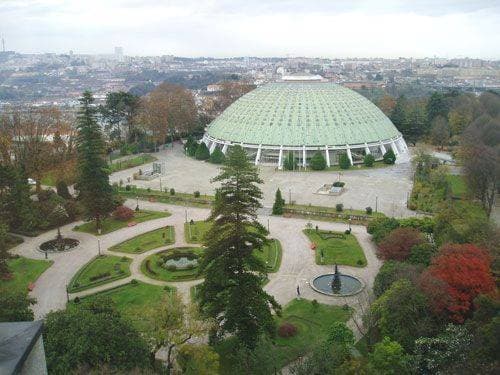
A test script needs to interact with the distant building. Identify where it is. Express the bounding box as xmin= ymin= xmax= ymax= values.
xmin=207 ymin=84 xmax=222 ymax=93
xmin=114 ymin=47 xmax=124 ymax=62
xmin=0 ymin=321 xmax=47 ymax=375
